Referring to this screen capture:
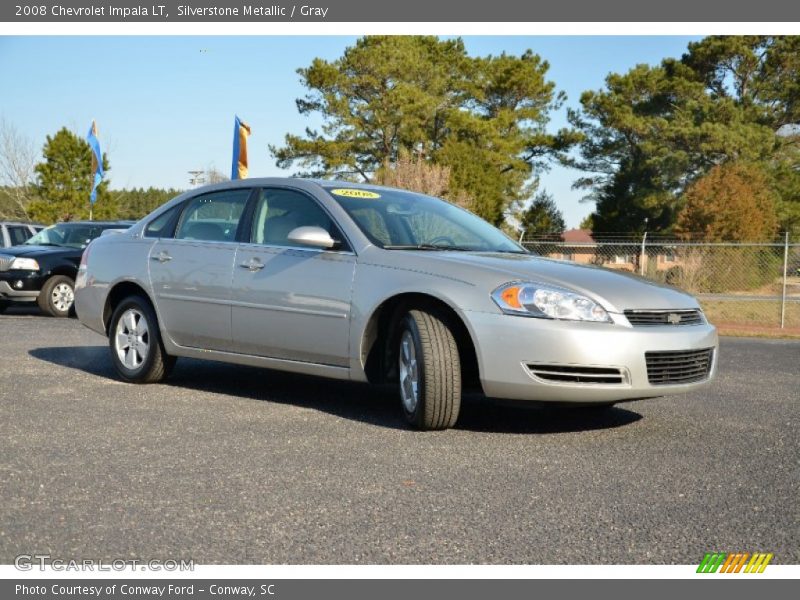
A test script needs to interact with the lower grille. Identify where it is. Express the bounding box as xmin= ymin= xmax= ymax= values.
xmin=526 ymin=364 xmax=626 ymax=385
xmin=625 ymin=309 xmax=704 ymax=326
xmin=645 ymin=348 xmax=713 ymax=385
xmin=0 ymin=254 xmax=13 ymax=272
